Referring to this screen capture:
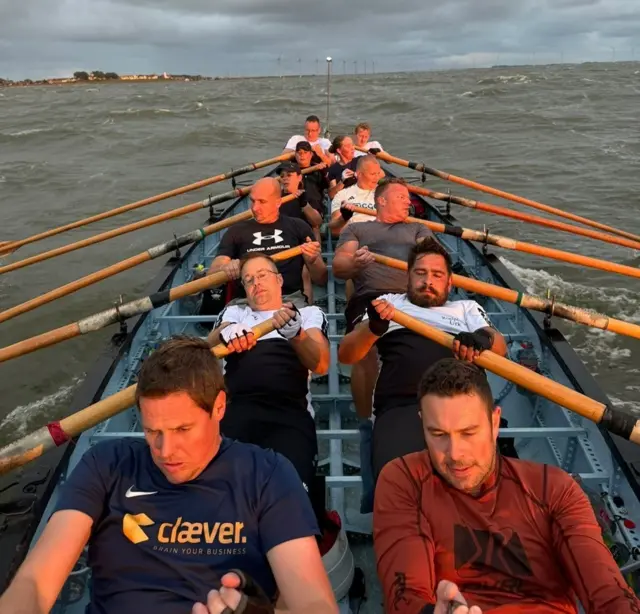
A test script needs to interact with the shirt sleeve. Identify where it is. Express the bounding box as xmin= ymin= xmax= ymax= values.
xmin=547 ymin=467 xmax=640 ymax=614
xmin=464 ymin=301 xmax=494 ymax=332
xmin=335 ymin=222 xmax=358 ymax=250
xmin=374 ymin=458 xmax=437 ymax=613
xmin=257 ymin=452 xmax=320 ymax=553
xmin=292 ymin=218 xmax=313 ymax=243
xmin=284 ymin=135 xmax=300 ymax=150
xmin=416 ymin=224 xmax=435 ymax=241
xmin=301 ymin=306 xmax=328 ymax=337
xmin=216 ymin=226 xmax=239 ymax=259
xmin=213 ymin=305 xmax=243 ymax=329
xmin=330 ymin=189 xmax=346 ymax=215
xmin=53 ymin=442 xmax=118 ymax=522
